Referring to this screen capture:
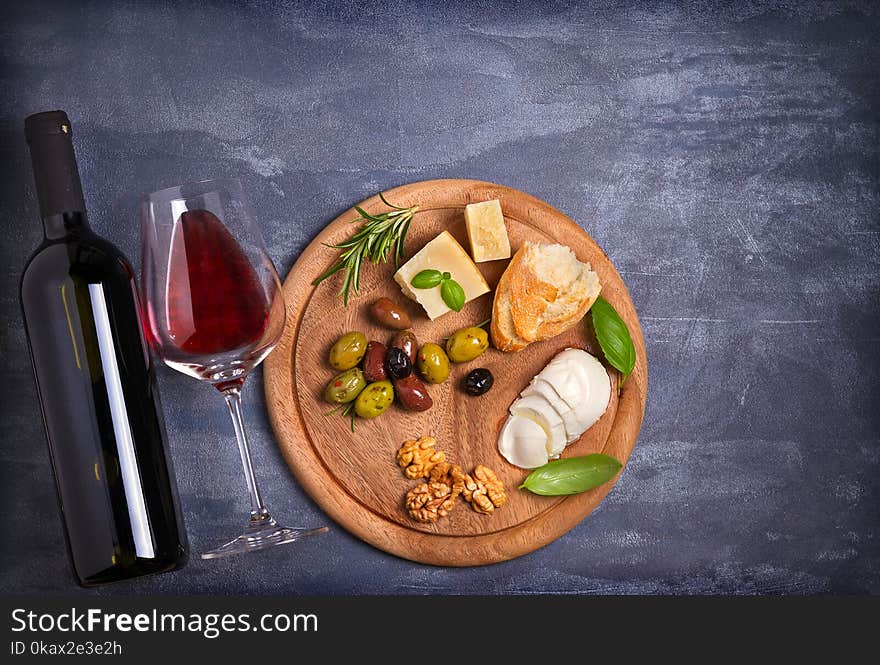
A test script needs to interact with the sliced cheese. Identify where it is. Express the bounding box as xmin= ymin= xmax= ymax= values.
xmin=393 ymin=230 xmax=490 ymax=320
xmin=520 ymin=377 xmax=561 ymax=405
xmin=539 ymin=356 xmax=588 ymax=412
xmin=540 ymin=349 xmax=610 ymax=437
xmin=499 ymin=348 xmax=612 ymax=468
xmin=521 ymin=378 xmax=580 ymax=444
xmin=498 ymin=414 xmax=549 ymax=469
xmin=573 ymin=350 xmax=611 ymax=432
xmin=509 ymin=394 xmax=567 ymax=457
xmin=464 ymin=199 xmax=511 ymax=263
